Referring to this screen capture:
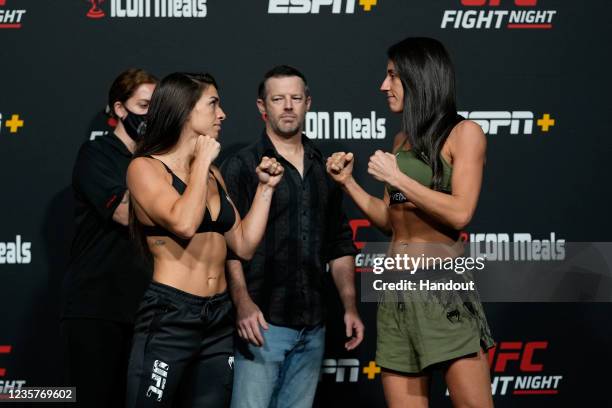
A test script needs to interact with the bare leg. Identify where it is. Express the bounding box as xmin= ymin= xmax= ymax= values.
xmin=381 ymin=370 xmax=430 ymax=408
xmin=444 ymin=350 xmax=493 ymax=408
